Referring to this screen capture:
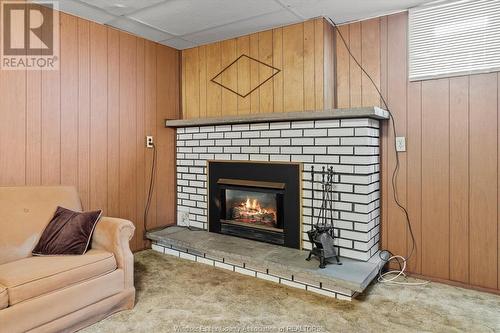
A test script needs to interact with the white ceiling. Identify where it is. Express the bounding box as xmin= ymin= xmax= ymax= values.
xmin=36 ymin=0 xmax=436 ymax=49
